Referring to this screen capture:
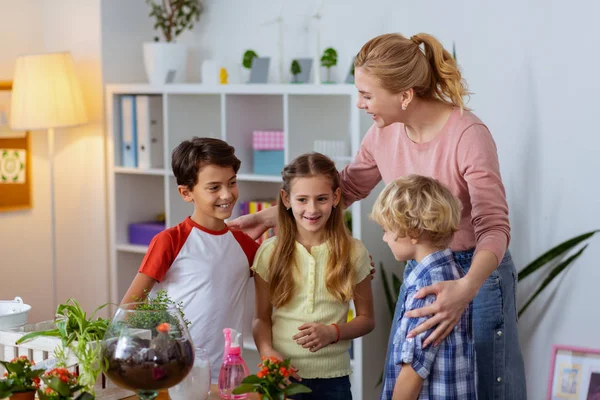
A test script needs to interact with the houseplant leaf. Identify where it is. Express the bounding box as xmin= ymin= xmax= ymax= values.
xmin=284 ymin=383 xmax=313 ymax=395
xmin=518 ymin=230 xmax=598 ymax=281
xmin=380 ymin=262 xmax=395 ymax=317
xmin=518 ymin=244 xmax=588 ymax=317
